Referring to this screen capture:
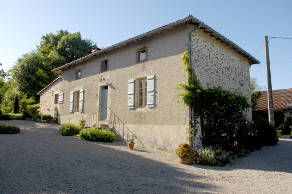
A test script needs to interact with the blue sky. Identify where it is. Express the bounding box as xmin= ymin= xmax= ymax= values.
xmin=1 ymin=0 xmax=291 ymax=90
